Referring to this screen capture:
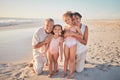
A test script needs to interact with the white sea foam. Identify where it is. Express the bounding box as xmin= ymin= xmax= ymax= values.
xmin=0 ymin=18 xmax=40 ymax=27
